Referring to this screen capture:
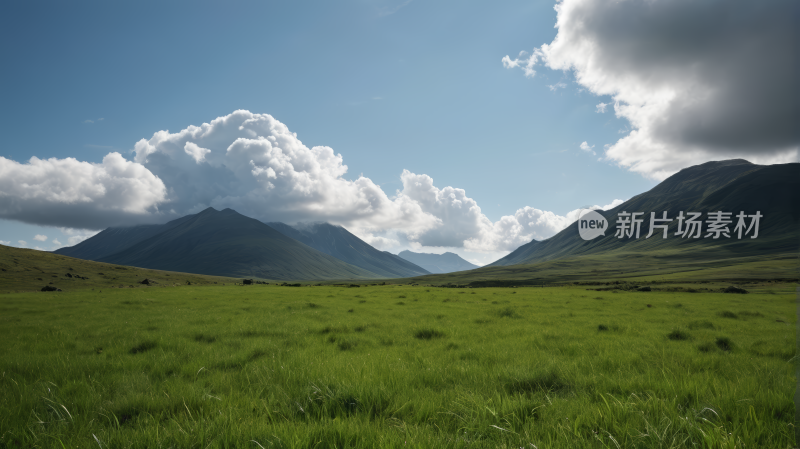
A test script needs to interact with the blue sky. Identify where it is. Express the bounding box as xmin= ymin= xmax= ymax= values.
xmin=1 ymin=0 xmax=795 ymax=264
